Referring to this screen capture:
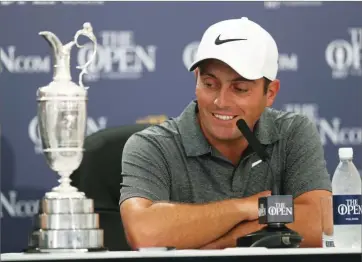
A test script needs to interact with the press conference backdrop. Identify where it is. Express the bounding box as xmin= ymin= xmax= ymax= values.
xmin=0 ymin=1 xmax=361 ymax=252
